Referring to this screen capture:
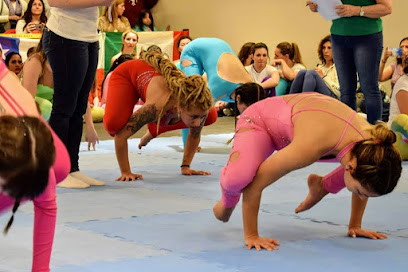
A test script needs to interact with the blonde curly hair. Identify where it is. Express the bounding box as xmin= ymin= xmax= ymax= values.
xmin=140 ymin=51 xmax=213 ymax=124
